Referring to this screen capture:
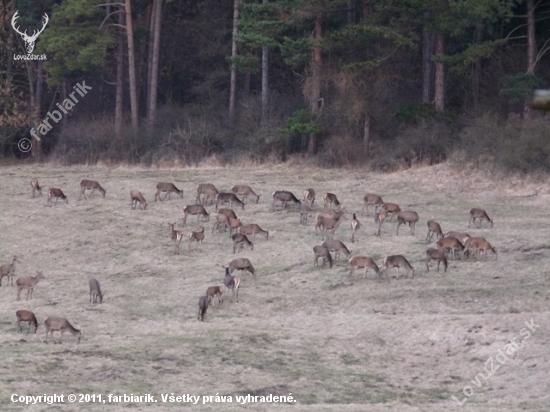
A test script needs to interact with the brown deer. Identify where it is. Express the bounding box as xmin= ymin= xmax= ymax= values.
xmin=30 ymin=178 xmax=42 ymax=198
xmin=79 ymin=180 xmax=106 ymax=199
xmin=469 ymin=208 xmax=494 ymax=228
xmin=205 ymin=286 xmax=224 ymax=307
xmin=215 ymin=192 xmax=245 ymax=211
xmin=188 ymin=226 xmax=205 ymax=250
xmin=228 ymin=258 xmax=256 ymax=279
xmin=89 ymin=278 xmax=104 ymax=303
xmin=374 ymin=210 xmax=387 ymax=237
xmin=318 ymin=214 xmax=347 ymax=241
xmin=155 ymin=182 xmax=183 ymax=201
xmin=379 ymin=202 xmax=401 ymax=221
xmin=350 ymin=213 xmax=360 ymax=243
xmin=300 ymin=201 xmax=312 ymax=225
xmin=315 ymin=210 xmax=346 ymax=234
xmin=464 ymin=237 xmax=497 ymax=260
xmin=44 ymin=317 xmax=81 ymax=344
xmin=381 ymin=255 xmax=415 ymax=279
xmin=313 ymin=246 xmax=333 ymax=268
xmin=272 ymin=190 xmax=301 ymax=210
xmin=426 ymin=248 xmax=448 ymax=272
xmin=196 ymin=183 xmax=218 ymax=205
xmin=169 ymin=223 xmax=184 ymax=254
xmin=321 ymin=240 xmax=351 ymax=261
xmin=182 ymin=204 xmax=210 ymax=225
xmin=232 ymin=185 xmax=260 ymax=203
xmin=47 ymin=188 xmax=68 ymax=206
xmin=323 ymin=193 xmax=341 ymax=211
xmin=16 ymin=271 xmax=45 ymax=301
xmin=198 ymin=296 xmax=209 ymax=321
xmin=349 ymin=256 xmax=380 ymax=279
xmin=212 ymin=213 xmax=229 ymax=233
xmin=232 ymin=234 xmax=254 ymax=254
xmin=16 ymin=310 xmax=38 ymax=333
xmin=217 ymin=208 xmax=238 ymax=220
xmin=238 ymin=223 xmax=269 ymax=240
xmin=303 ymin=188 xmax=316 ymax=206
xmin=223 ymin=267 xmax=241 ymax=303
xmin=130 ymin=189 xmax=148 ymax=210
xmin=396 ymin=211 xmax=419 ymax=236
xmin=0 ymin=256 xmax=21 ymax=286
xmin=436 ymin=237 xmax=465 ymax=261
xmin=362 ymin=193 xmax=384 ymax=216
xmin=426 ymin=220 xmax=444 ymax=243
xmin=443 ymin=231 xmax=471 ymax=245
